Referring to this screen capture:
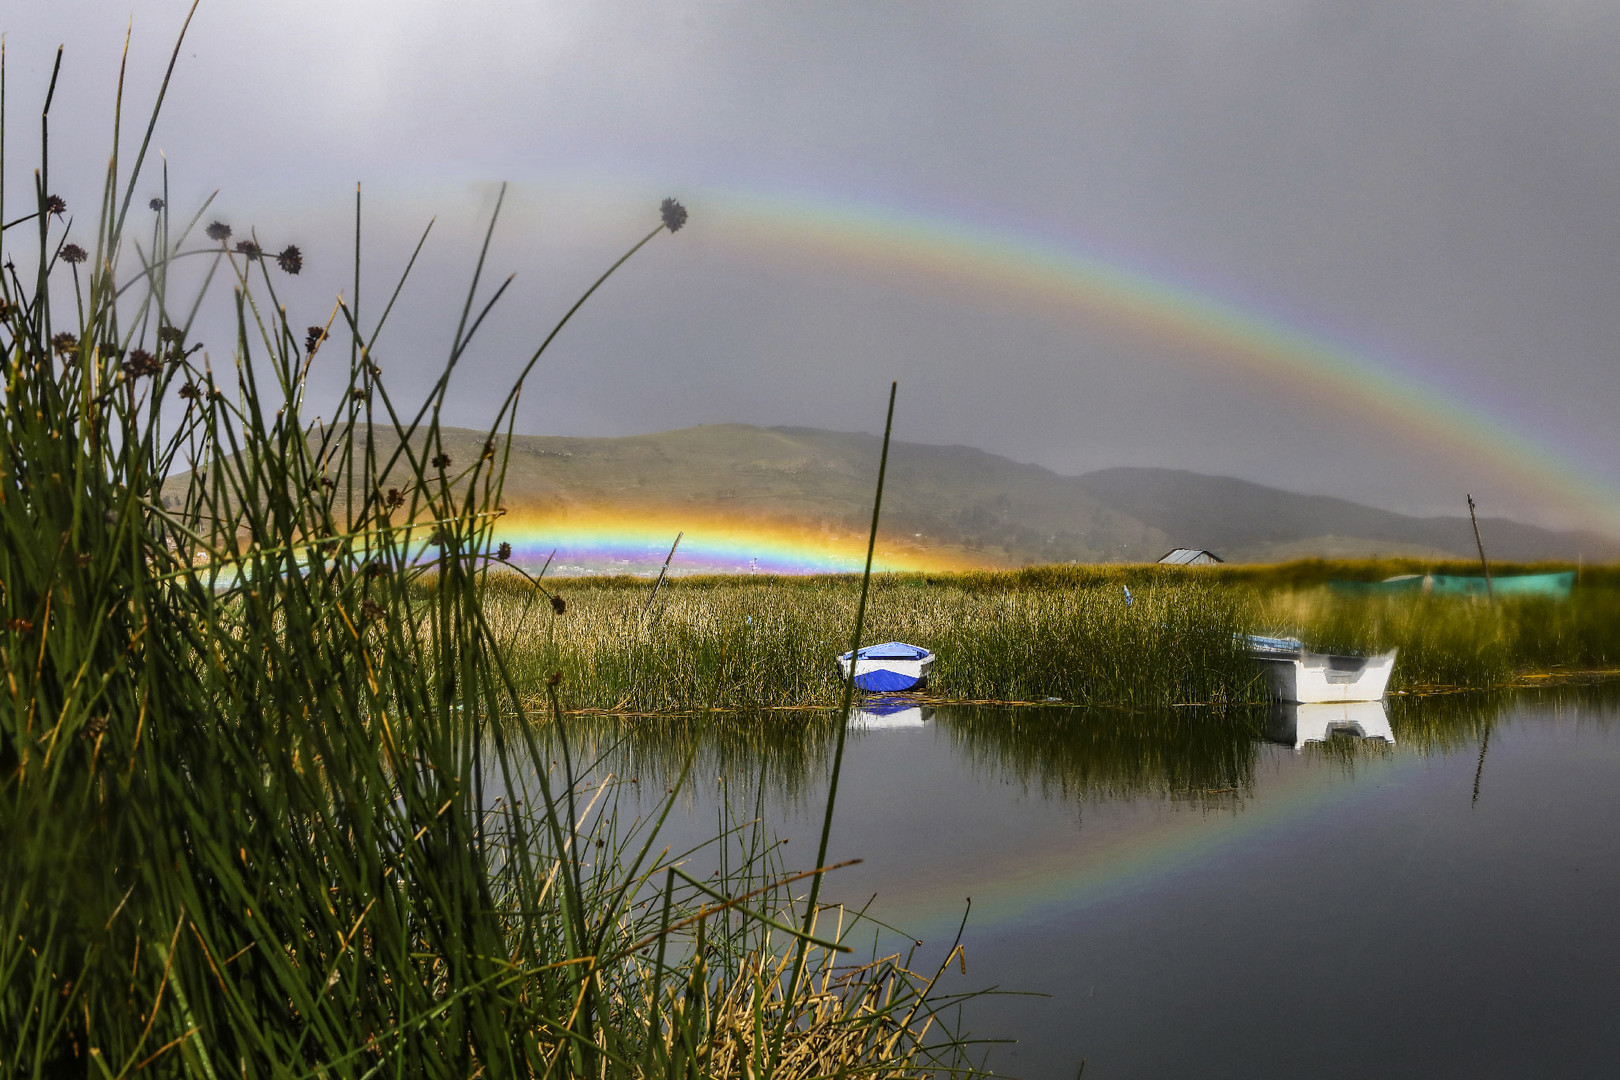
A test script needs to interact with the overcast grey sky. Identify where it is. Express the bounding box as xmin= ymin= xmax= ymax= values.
xmin=7 ymin=1 xmax=1619 ymax=532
